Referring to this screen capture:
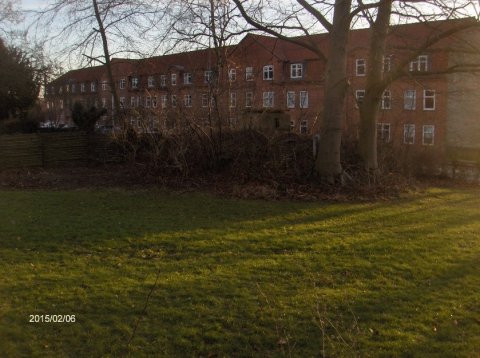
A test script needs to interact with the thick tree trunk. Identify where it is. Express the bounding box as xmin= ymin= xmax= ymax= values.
xmin=315 ymin=0 xmax=351 ymax=182
xmin=92 ymin=0 xmax=122 ymax=125
xmin=358 ymin=0 xmax=392 ymax=171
